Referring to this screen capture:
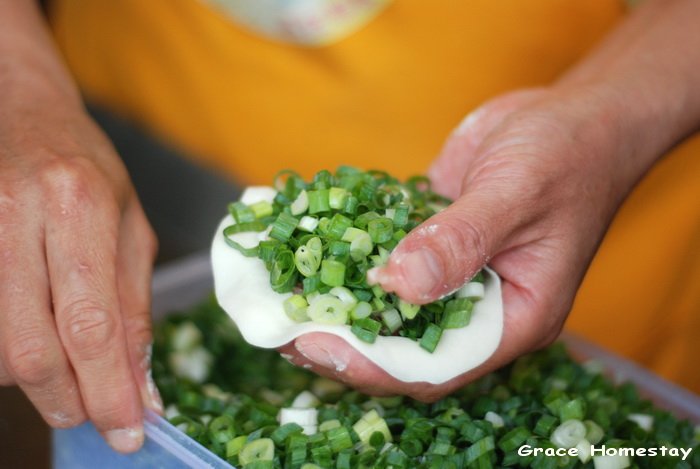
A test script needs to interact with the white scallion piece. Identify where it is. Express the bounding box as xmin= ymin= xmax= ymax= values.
xmin=456 ymin=282 xmax=485 ymax=301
